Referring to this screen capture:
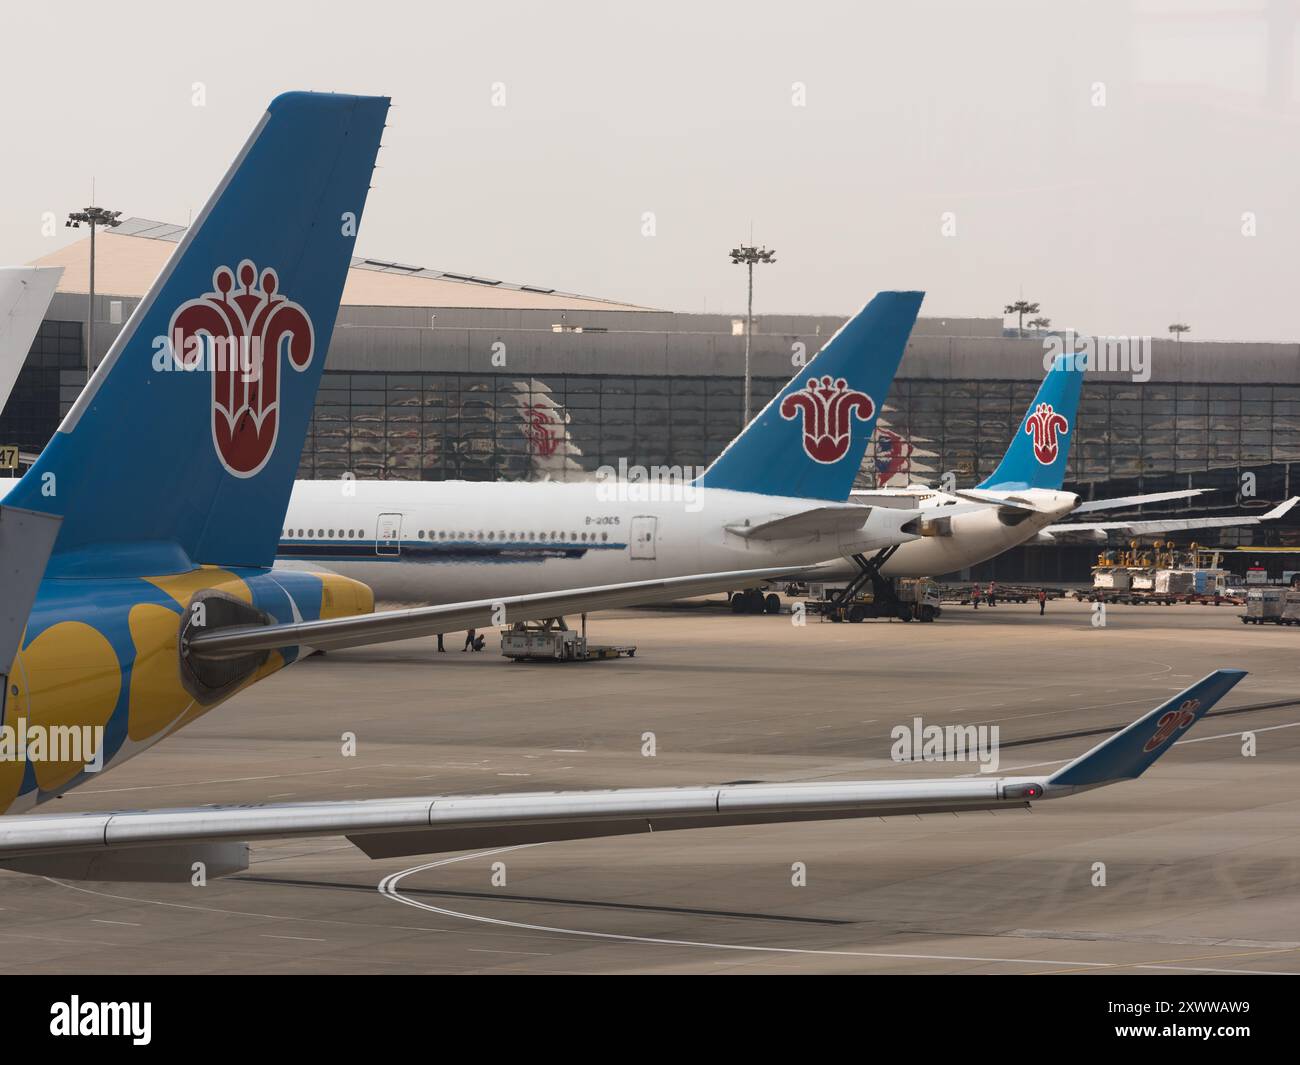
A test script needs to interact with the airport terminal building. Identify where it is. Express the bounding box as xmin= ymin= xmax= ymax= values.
xmin=7 ymin=217 xmax=1299 ymax=582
